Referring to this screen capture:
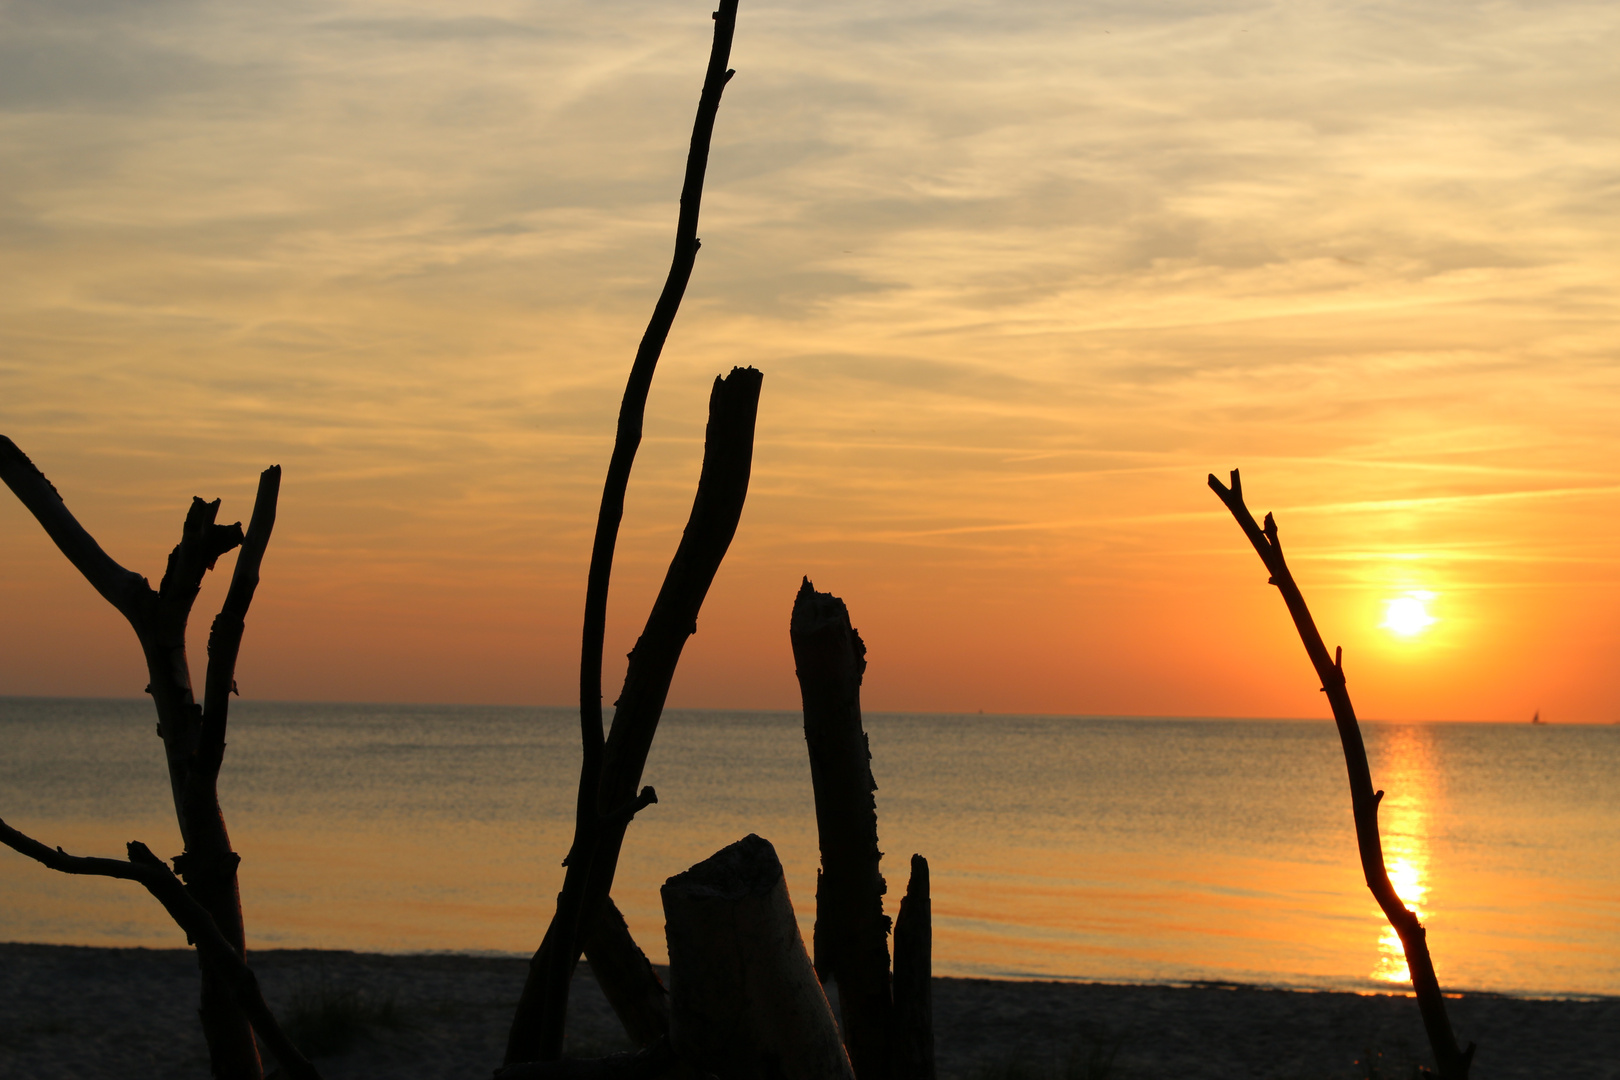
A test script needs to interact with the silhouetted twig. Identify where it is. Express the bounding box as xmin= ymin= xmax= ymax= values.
xmin=1208 ymin=468 xmax=1473 ymax=1080
xmin=0 ymin=819 xmax=320 ymax=1080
